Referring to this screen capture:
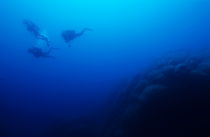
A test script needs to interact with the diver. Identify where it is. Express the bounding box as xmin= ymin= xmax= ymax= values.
xmin=23 ymin=19 xmax=51 ymax=47
xmin=23 ymin=19 xmax=58 ymax=58
xmin=28 ymin=46 xmax=57 ymax=58
xmin=61 ymin=28 xmax=92 ymax=47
